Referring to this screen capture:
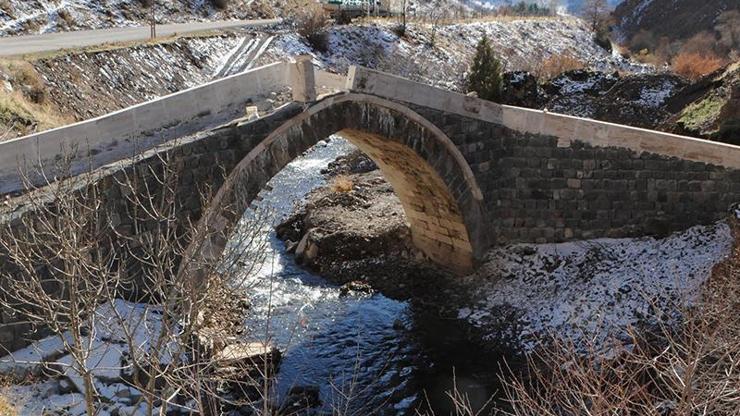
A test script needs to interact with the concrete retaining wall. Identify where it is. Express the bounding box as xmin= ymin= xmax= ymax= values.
xmin=0 ymin=62 xmax=292 ymax=195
